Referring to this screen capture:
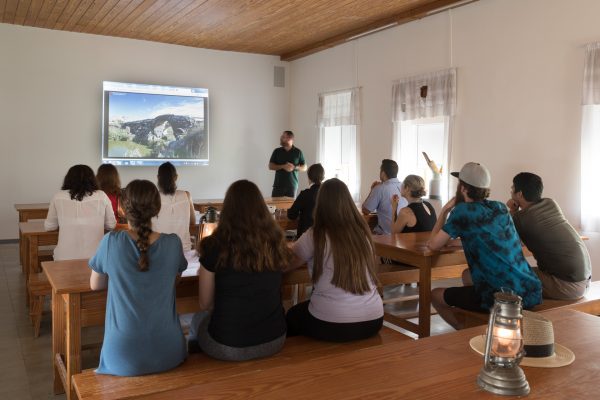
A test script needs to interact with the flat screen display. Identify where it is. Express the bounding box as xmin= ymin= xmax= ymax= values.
xmin=102 ymin=81 xmax=209 ymax=166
